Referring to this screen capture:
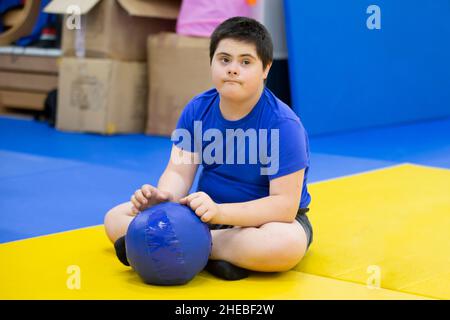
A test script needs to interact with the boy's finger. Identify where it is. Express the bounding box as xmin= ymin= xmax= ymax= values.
xmin=130 ymin=195 xmax=141 ymax=209
xmin=179 ymin=195 xmax=190 ymax=205
xmin=186 ymin=192 xmax=201 ymax=203
xmin=134 ymin=189 xmax=148 ymax=204
xmin=195 ymin=205 xmax=208 ymax=216
xmin=141 ymin=184 xmax=153 ymax=198
xmin=148 ymin=185 xmax=160 ymax=196
xmin=190 ymin=197 xmax=203 ymax=210
xmin=200 ymin=211 xmax=211 ymax=223
xmin=179 ymin=193 xmax=198 ymax=207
